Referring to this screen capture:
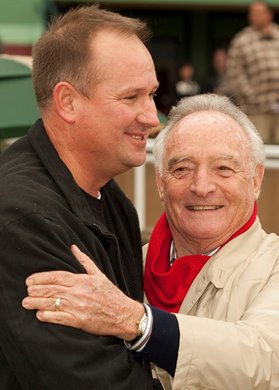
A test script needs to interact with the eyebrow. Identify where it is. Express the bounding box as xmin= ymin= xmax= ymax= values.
xmin=167 ymin=156 xmax=192 ymax=171
xmin=167 ymin=154 xmax=240 ymax=171
xmin=121 ymin=82 xmax=159 ymax=95
xmin=217 ymin=154 xmax=240 ymax=164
